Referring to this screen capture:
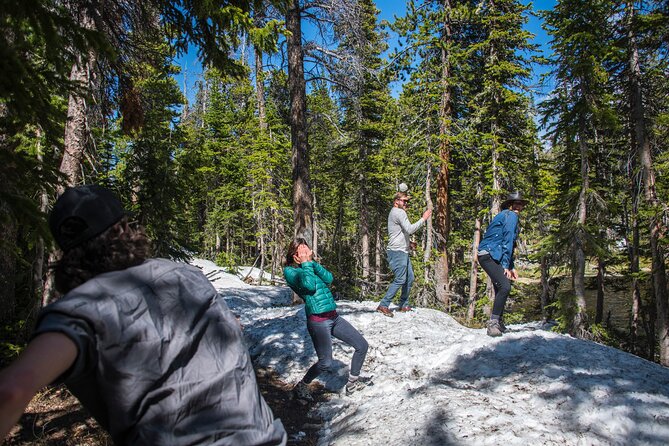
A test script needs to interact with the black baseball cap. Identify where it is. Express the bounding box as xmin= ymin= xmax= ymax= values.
xmin=49 ymin=185 xmax=126 ymax=251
